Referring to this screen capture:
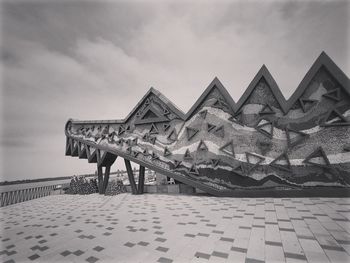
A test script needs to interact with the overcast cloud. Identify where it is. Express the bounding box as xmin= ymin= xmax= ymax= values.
xmin=1 ymin=0 xmax=349 ymax=181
